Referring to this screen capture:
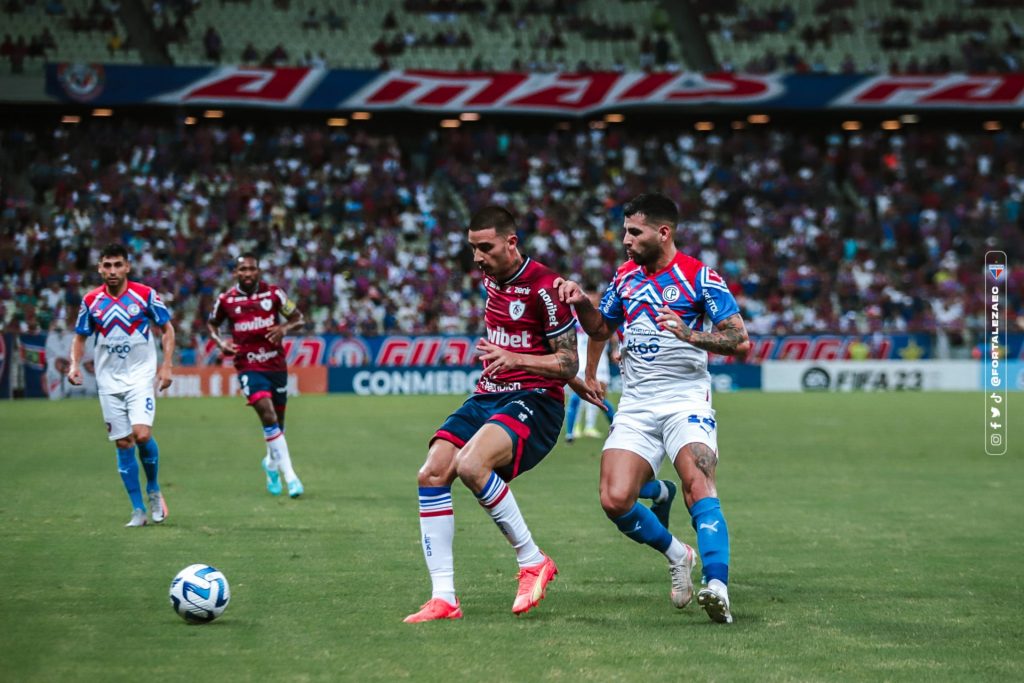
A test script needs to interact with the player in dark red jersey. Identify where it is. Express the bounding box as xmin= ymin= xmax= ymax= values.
xmin=207 ymin=253 xmax=306 ymax=498
xmin=405 ymin=206 xmax=601 ymax=624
